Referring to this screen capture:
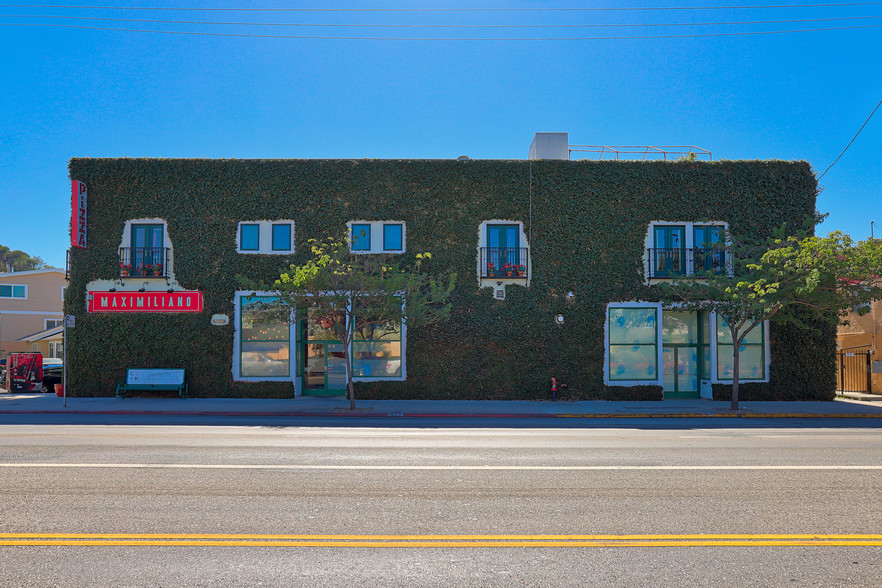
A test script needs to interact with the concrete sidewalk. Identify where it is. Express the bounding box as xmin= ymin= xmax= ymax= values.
xmin=2 ymin=391 xmax=882 ymax=419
